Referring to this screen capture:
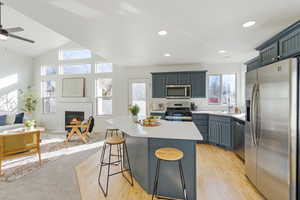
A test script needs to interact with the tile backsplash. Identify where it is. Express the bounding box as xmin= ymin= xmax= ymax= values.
xmin=151 ymin=98 xmax=232 ymax=112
